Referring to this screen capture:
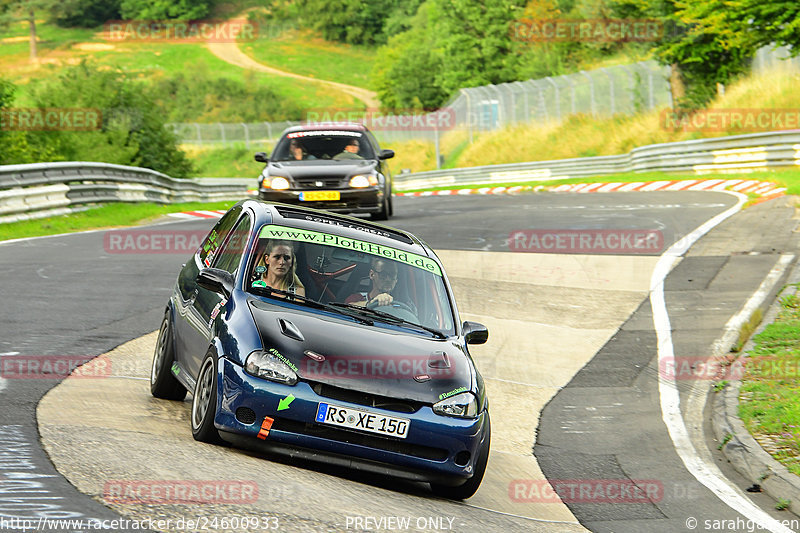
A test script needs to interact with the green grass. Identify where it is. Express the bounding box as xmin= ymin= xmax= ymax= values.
xmin=186 ymin=145 xmax=264 ymax=178
xmin=240 ymin=27 xmax=376 ymax=91
xmin=0 ymin=201 xmax=236 ymax=242
xmin=1 ymin=20 xmax=361 ymax=113
xmin=739 ymin=284 xmax=800 ymax=476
